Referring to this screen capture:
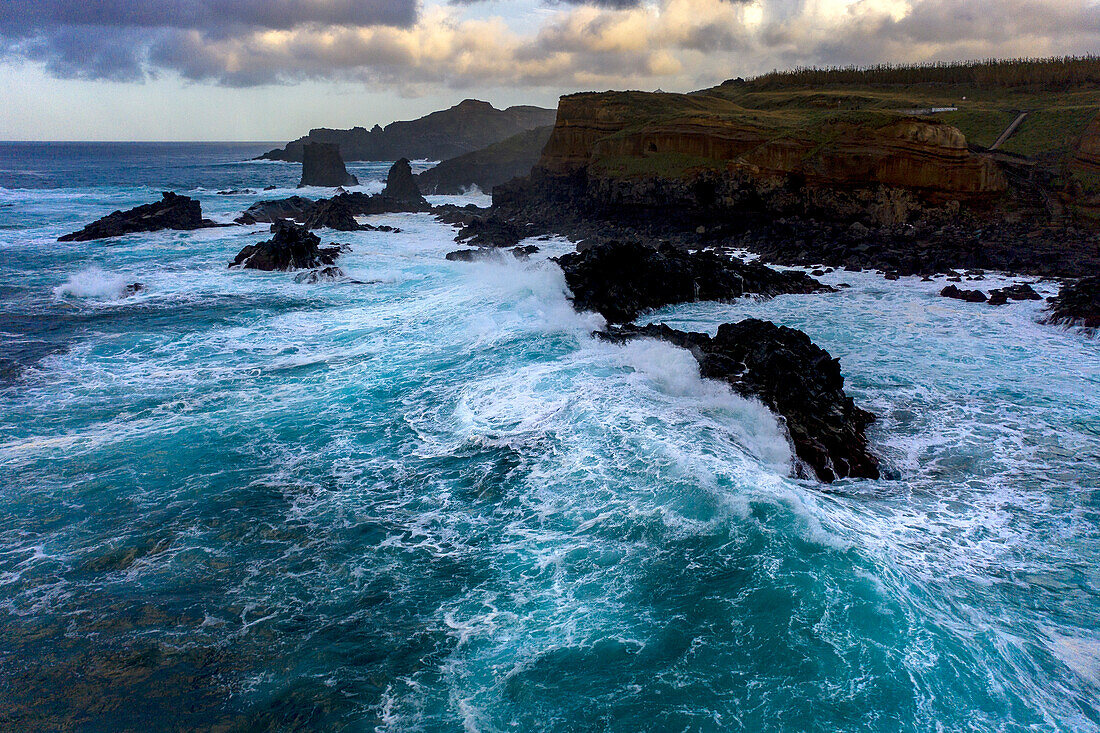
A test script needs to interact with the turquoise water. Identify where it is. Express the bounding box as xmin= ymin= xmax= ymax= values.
xmin=1 ymin=143 xmax=1098 ymax=731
